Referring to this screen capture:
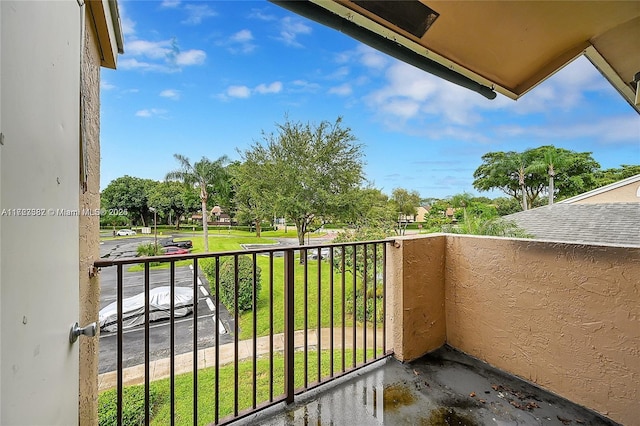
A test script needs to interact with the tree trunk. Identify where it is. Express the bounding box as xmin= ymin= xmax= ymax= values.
xmin=296 ymin=222 xmax=305 ymax=245
xmin=202 ymin=199 xmax=209 ymax=252
xmin=521 ymin=186 xmax=528 ymax=211
xmin=296 ymin=221 xmax=306 ymax=264
xmin=548 ymin=176 xmax=554 ymax=205
xmin=255 ymin=219 xmax=261 ymax=238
